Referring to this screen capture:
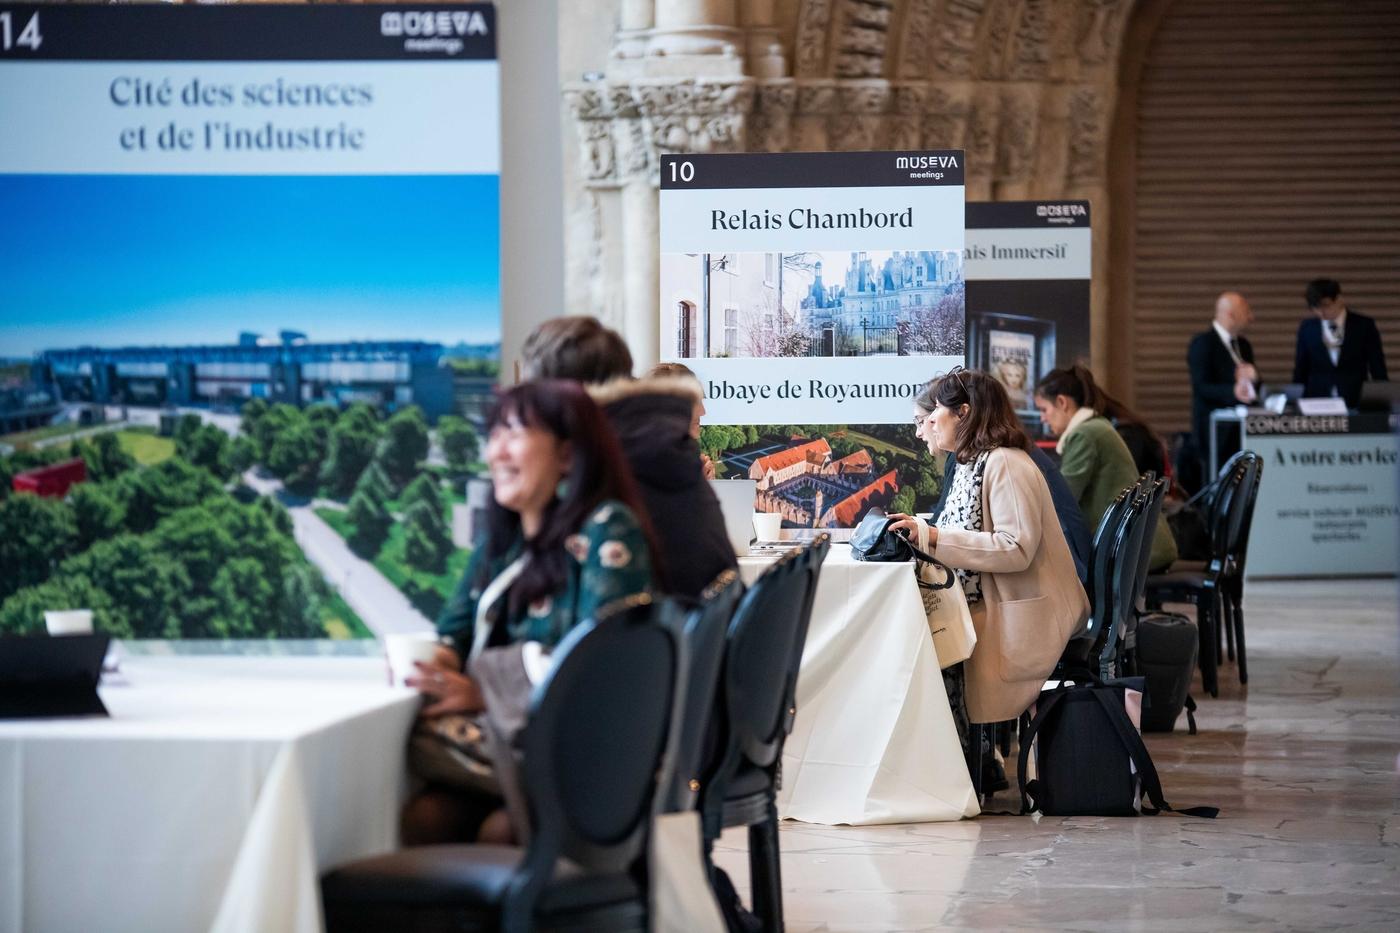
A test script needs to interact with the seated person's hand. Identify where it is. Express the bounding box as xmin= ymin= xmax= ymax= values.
xmin=407 ymin=661 xmax=485 ymax=717
xmin=430 ymin=644 xmax=462 ymax=672
xmin=700 ymin=453 xmax=717 ymax=481
xmin=885 ymin=514 xmax=938 ymax=548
